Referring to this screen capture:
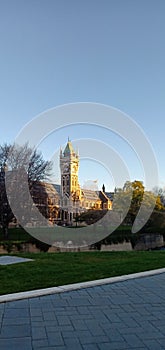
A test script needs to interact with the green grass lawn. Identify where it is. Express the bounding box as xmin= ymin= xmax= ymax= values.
xmin=0 ymin=251 xmax=165 ymax=295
